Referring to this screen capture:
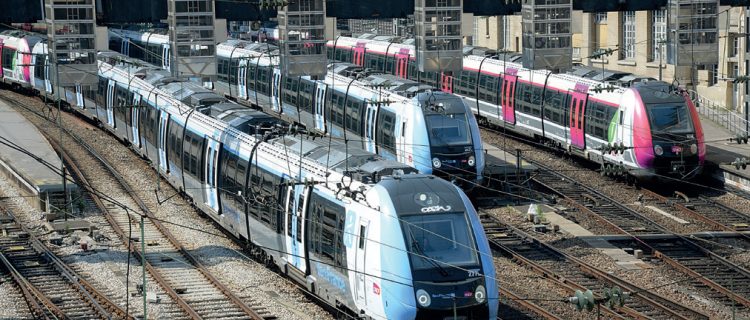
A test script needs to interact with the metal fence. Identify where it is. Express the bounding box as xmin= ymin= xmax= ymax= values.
xmin=691 ymin=90 xmax=749 ymax=137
